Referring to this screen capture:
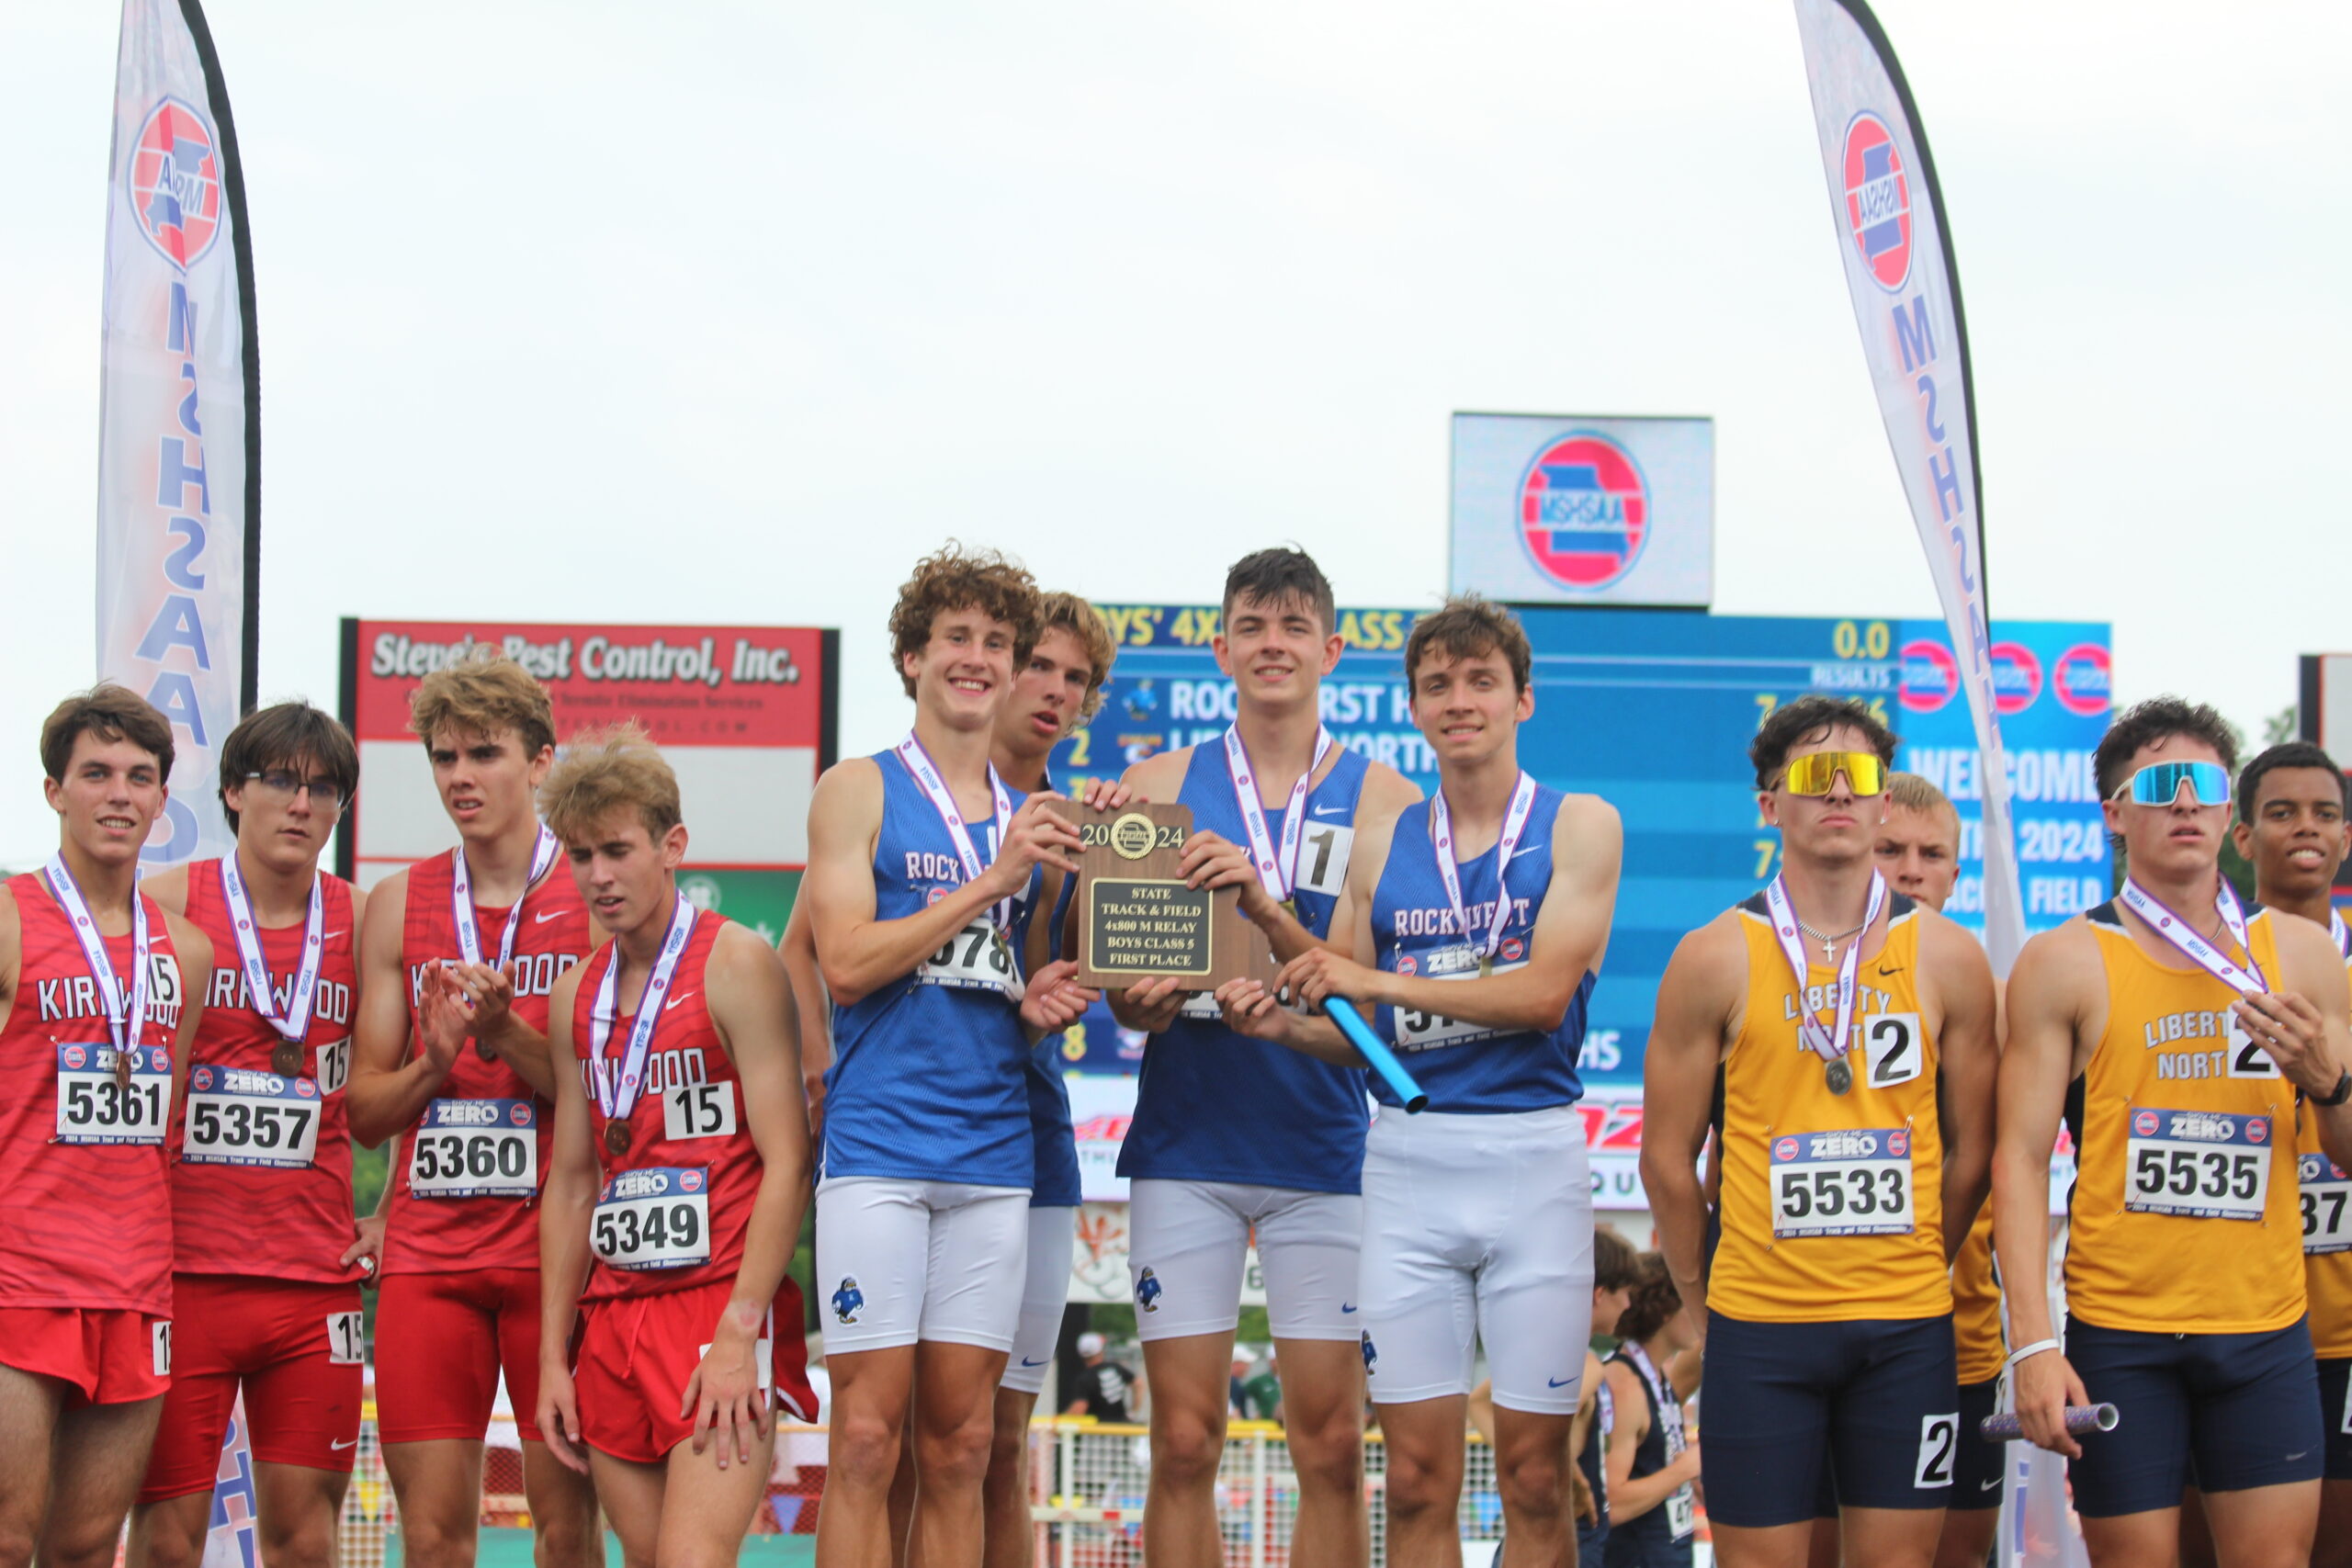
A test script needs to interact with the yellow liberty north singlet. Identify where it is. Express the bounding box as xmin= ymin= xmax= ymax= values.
xmin=2296 ymin=948 xmax=2352 ymax=1359
xmin=2065 ymin=903 xmax=2304 ymax=1336
xmin=1712 ymin=895 xmax=1951 ymax=1323
xmin=1950 ymin=1208 xmax=2003 ymax=1383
